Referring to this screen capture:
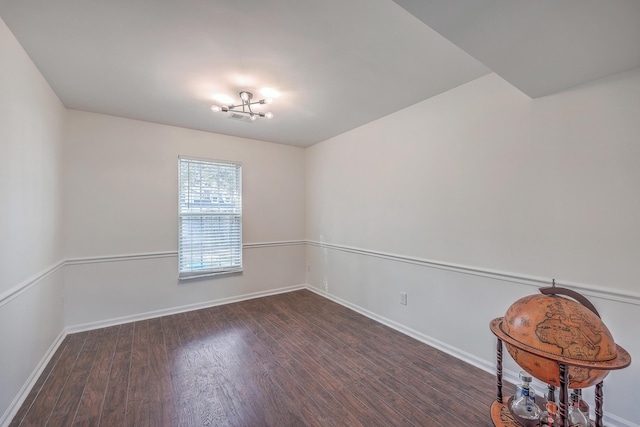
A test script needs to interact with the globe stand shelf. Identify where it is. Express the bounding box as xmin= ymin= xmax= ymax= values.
xmin=488 ymin=286 xmax=631 ymax=427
